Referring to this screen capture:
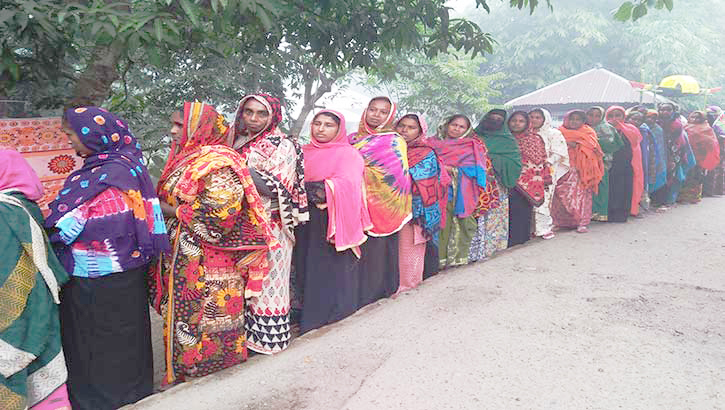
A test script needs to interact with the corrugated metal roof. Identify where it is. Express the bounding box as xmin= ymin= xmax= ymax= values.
xmin=505 ymin=68 xmax=669 ymax=107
